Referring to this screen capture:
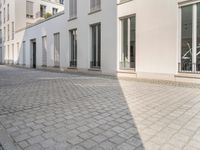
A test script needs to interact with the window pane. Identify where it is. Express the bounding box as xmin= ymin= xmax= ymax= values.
xmin=197 ymin=3 xmax=200 ymax=71
xmin=181 ymin=5 xmax=193 ymax=71
xmin=130 ymin=16 xmax=136 ymax=69
xmin=122 ymin=18 xmax=128 ymax=63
